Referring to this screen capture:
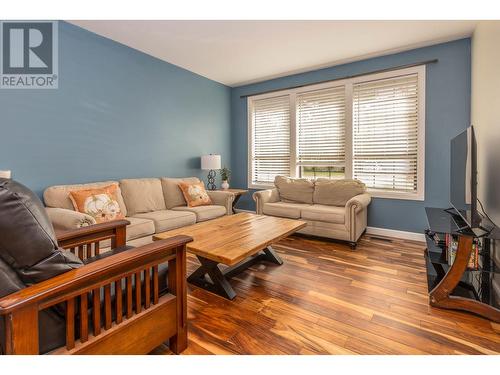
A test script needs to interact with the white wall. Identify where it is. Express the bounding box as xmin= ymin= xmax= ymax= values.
xmin=471 ymin=21 xmax=500 ymax=224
